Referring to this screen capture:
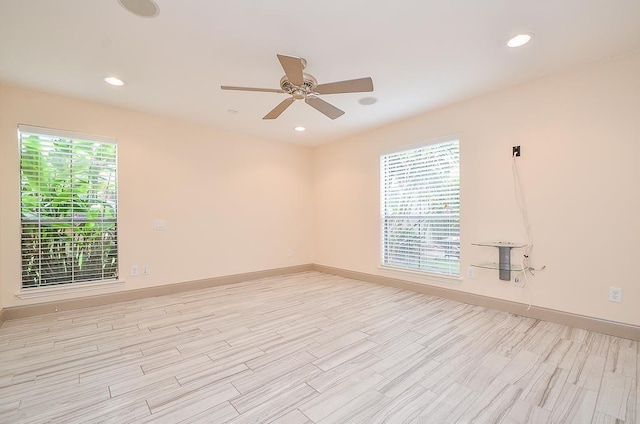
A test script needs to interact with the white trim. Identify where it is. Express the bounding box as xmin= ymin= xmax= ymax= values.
xmin=378 ymin=265 xmax=462 ymax=284
xmin=379 ymin=133 xmax=460 ymax=156
xmin=18 ymin=124 xmax=116 ymax=144
xmin=16 ymin=280 xmax=125 ymax=299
